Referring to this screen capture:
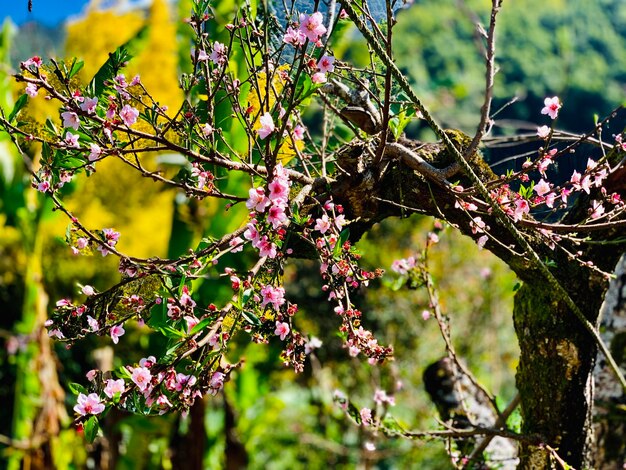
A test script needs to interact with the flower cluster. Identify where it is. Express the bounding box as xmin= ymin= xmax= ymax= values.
xmin=244 ymin=163 xmax=291 ymax=258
